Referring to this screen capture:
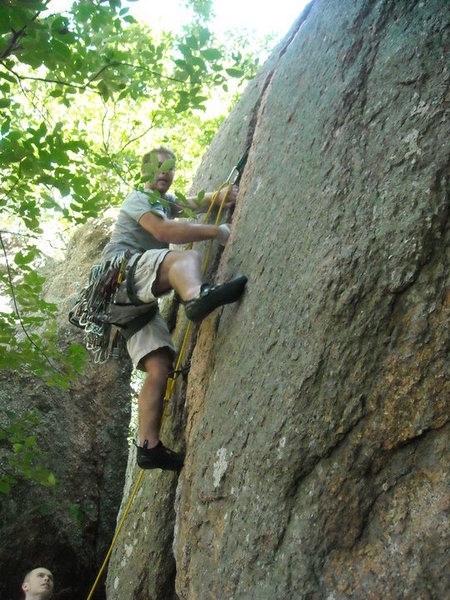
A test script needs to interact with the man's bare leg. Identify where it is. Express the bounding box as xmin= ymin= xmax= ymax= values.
xmin=135 ymin=249 xmax=246 ymax=469
xmin=138 ymin=347 xmax=173 ymax=448
xmin=152 ymin=249 xmax=202 ymax=300
xmin=153 ymin=248 xmax=247 ymax=323
xmin=136 ymin=346 xmax=183 ymax=471
xmin=136 ymin=250 xmax=201 ymax=460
